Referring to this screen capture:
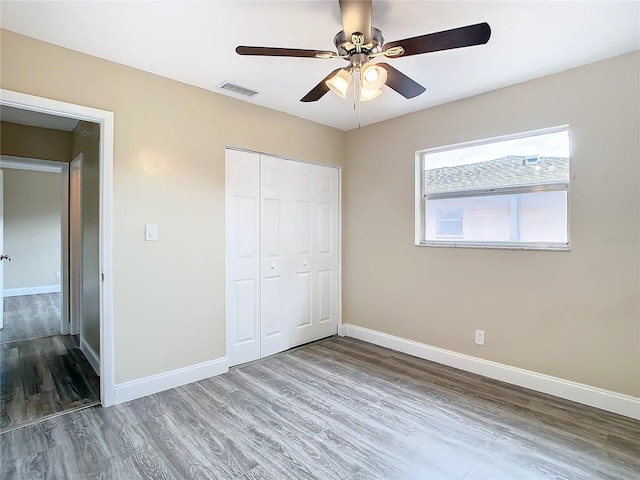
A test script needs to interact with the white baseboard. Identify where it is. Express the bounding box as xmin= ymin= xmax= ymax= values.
xmin=80 ymin=337 xmax=100 ymax=376
xmin=3 ymin=285 xmax=61 ymax=297
xmin=344 ymin=324 xmax=640 ymax=421
xmin=113 ymin=357 xmax=229 ymax=405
